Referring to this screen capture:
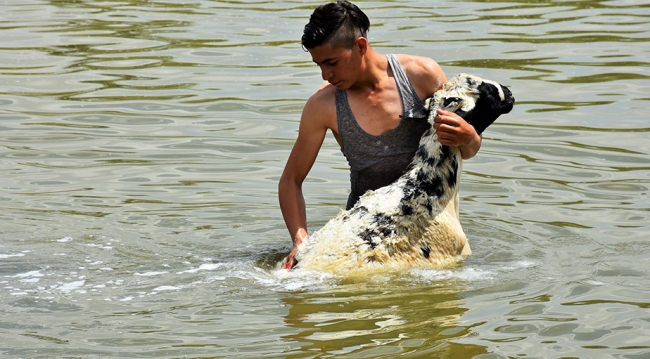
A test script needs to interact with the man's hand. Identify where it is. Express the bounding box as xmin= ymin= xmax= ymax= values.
xmin=433 ymin=109 xmax=476 ymax=147
xmin=281 ymin=245 xmax=299 ymax=270
xmin=433 ymin=109 xmax=481 ymax=159
xmin=281 ymin=230 xmax=307 ymax=270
